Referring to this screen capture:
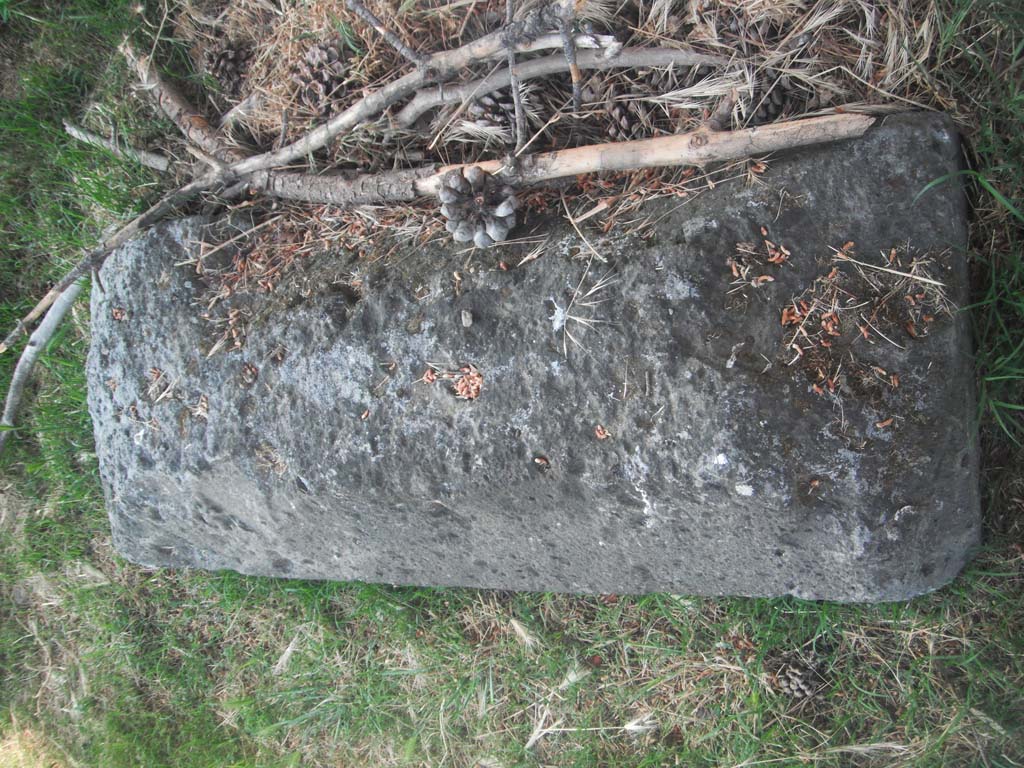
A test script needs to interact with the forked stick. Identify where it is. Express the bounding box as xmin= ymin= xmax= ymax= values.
xmin=62 ymin=121 xmax=171 ymax=172
xmin=0 ymin=279 xmax=86 ymax=455
xmin=397 ymin=46 xmax=729 ymax=126
xmin=0 ymin=3 xmax=697 ymax=354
